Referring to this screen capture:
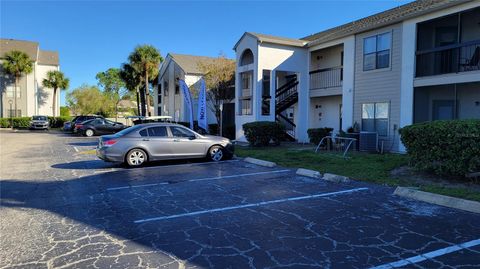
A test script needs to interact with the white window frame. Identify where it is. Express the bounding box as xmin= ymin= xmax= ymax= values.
xmin=363 ymin=31 xmax=392 ymax=71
